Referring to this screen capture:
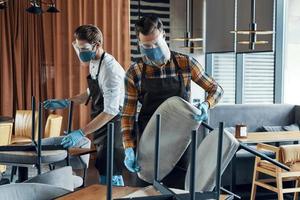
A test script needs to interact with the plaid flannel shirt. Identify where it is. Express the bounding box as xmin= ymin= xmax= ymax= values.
xmin=121 ymin=51 xmax=224 ymax=148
